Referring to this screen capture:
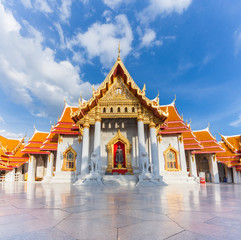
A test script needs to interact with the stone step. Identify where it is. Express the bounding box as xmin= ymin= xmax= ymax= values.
xmin=161 ymin=172 xmax=198 ymax=184
xmin=102 ymin=175 xmax=138 ymax=187
xmin=50 ymin=172 xmax=76 ymax=183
